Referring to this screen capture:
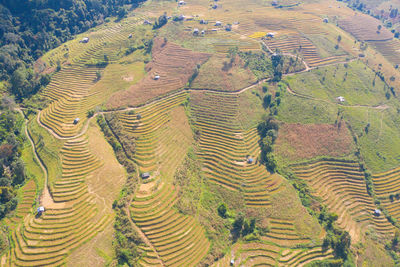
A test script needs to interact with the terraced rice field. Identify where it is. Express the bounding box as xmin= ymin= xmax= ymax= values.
xmin=131 ymin=181 xmax=210 ymax=266
xmin=370 ymin=39 xmax=400 ymax=66
xmin=373 ymin=166 xmax=400 ymax=222
xmin=292 ymin=159 xmax=394 ymax=242
xmin=112 ymin=91 xmax=210 ymax=265
xmin=39 ymin=18 xmax=145 ymax=138
xmin=265 ymin=35 xmax=347 ymax=67
xmin=3 ymin=180 xmax=36 ymax=230
xmin=116 ymin=91 xmax=189 ymax=174
xmin=107 ymin=38 xmax=210 ymax=108
xmin=214 ymin=218 xmax=333 ymax=266
xmin=4 ymin=137 xmax=111 ymax=266
xmin=190 ymin=91 xmax=282 ymax=207
xmin=338 ymin=14 xmax=393 ymax=41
